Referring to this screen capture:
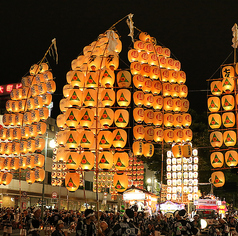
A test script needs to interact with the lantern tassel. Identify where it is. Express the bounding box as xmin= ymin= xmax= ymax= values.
xmin=126 ymin=13 xmax=134 ymax=42
xmin=106 ymin=30 xmax=118 ymax=52
xmin=232 ymin=23 xmax=238 ymax=49
xmin=51 ymin=38 xmax=58 ymax=64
